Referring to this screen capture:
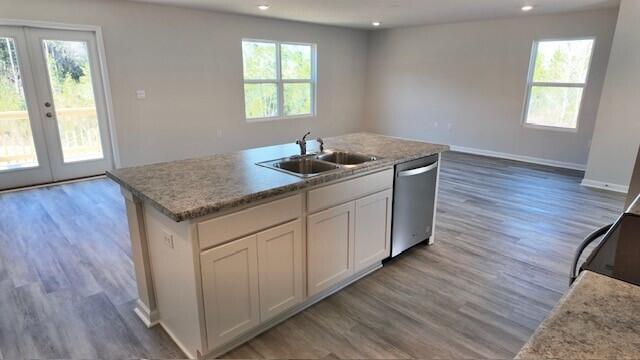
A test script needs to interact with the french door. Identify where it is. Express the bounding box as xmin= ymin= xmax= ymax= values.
xmin=0 ymin=26 xmax=113 ymax=190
